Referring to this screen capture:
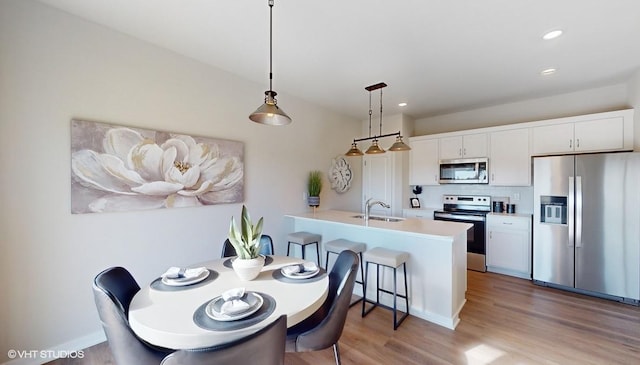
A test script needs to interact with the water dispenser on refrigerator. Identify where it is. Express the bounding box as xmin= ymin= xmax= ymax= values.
xmin=540 ymin=196 xmax=567 ymax=224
